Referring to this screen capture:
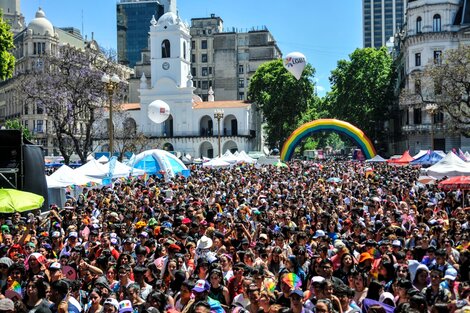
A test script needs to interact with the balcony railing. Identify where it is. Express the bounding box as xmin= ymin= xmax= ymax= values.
xmin=401 ymin=123 xmax=445 ymax=133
